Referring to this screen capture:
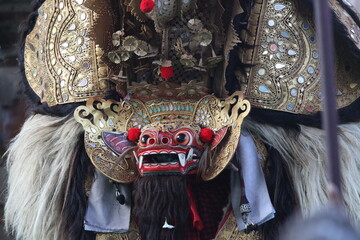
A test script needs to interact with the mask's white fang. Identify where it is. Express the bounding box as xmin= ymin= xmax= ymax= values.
xmin=186 ymin=148 xmax=193 ymax=162
xmin=139 ymin=156 xmax=144 ymax=168
xmin=133 ymin=151 xmax=139 ymax=163
xmin=178 ymin=153 xmax=186 ymax=167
